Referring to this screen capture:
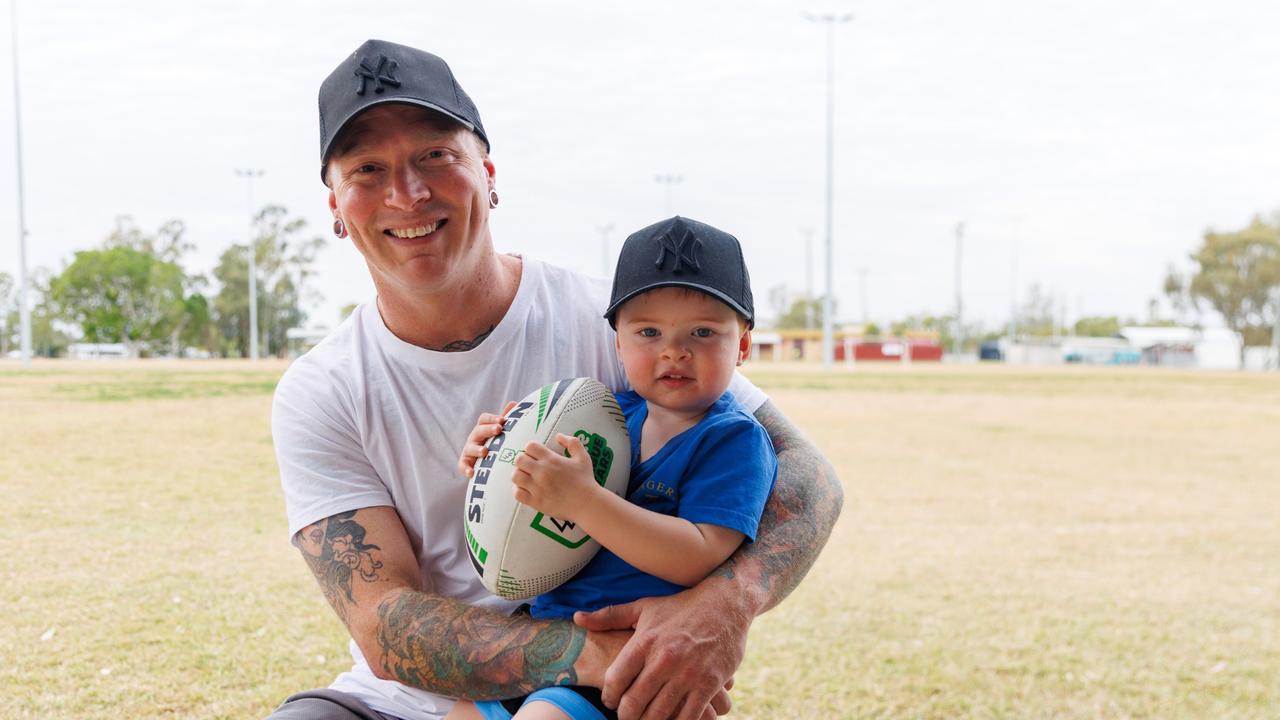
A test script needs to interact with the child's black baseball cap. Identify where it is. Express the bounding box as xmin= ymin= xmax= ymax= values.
xmin=604 ymin=216 xmax=755 ymax=329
